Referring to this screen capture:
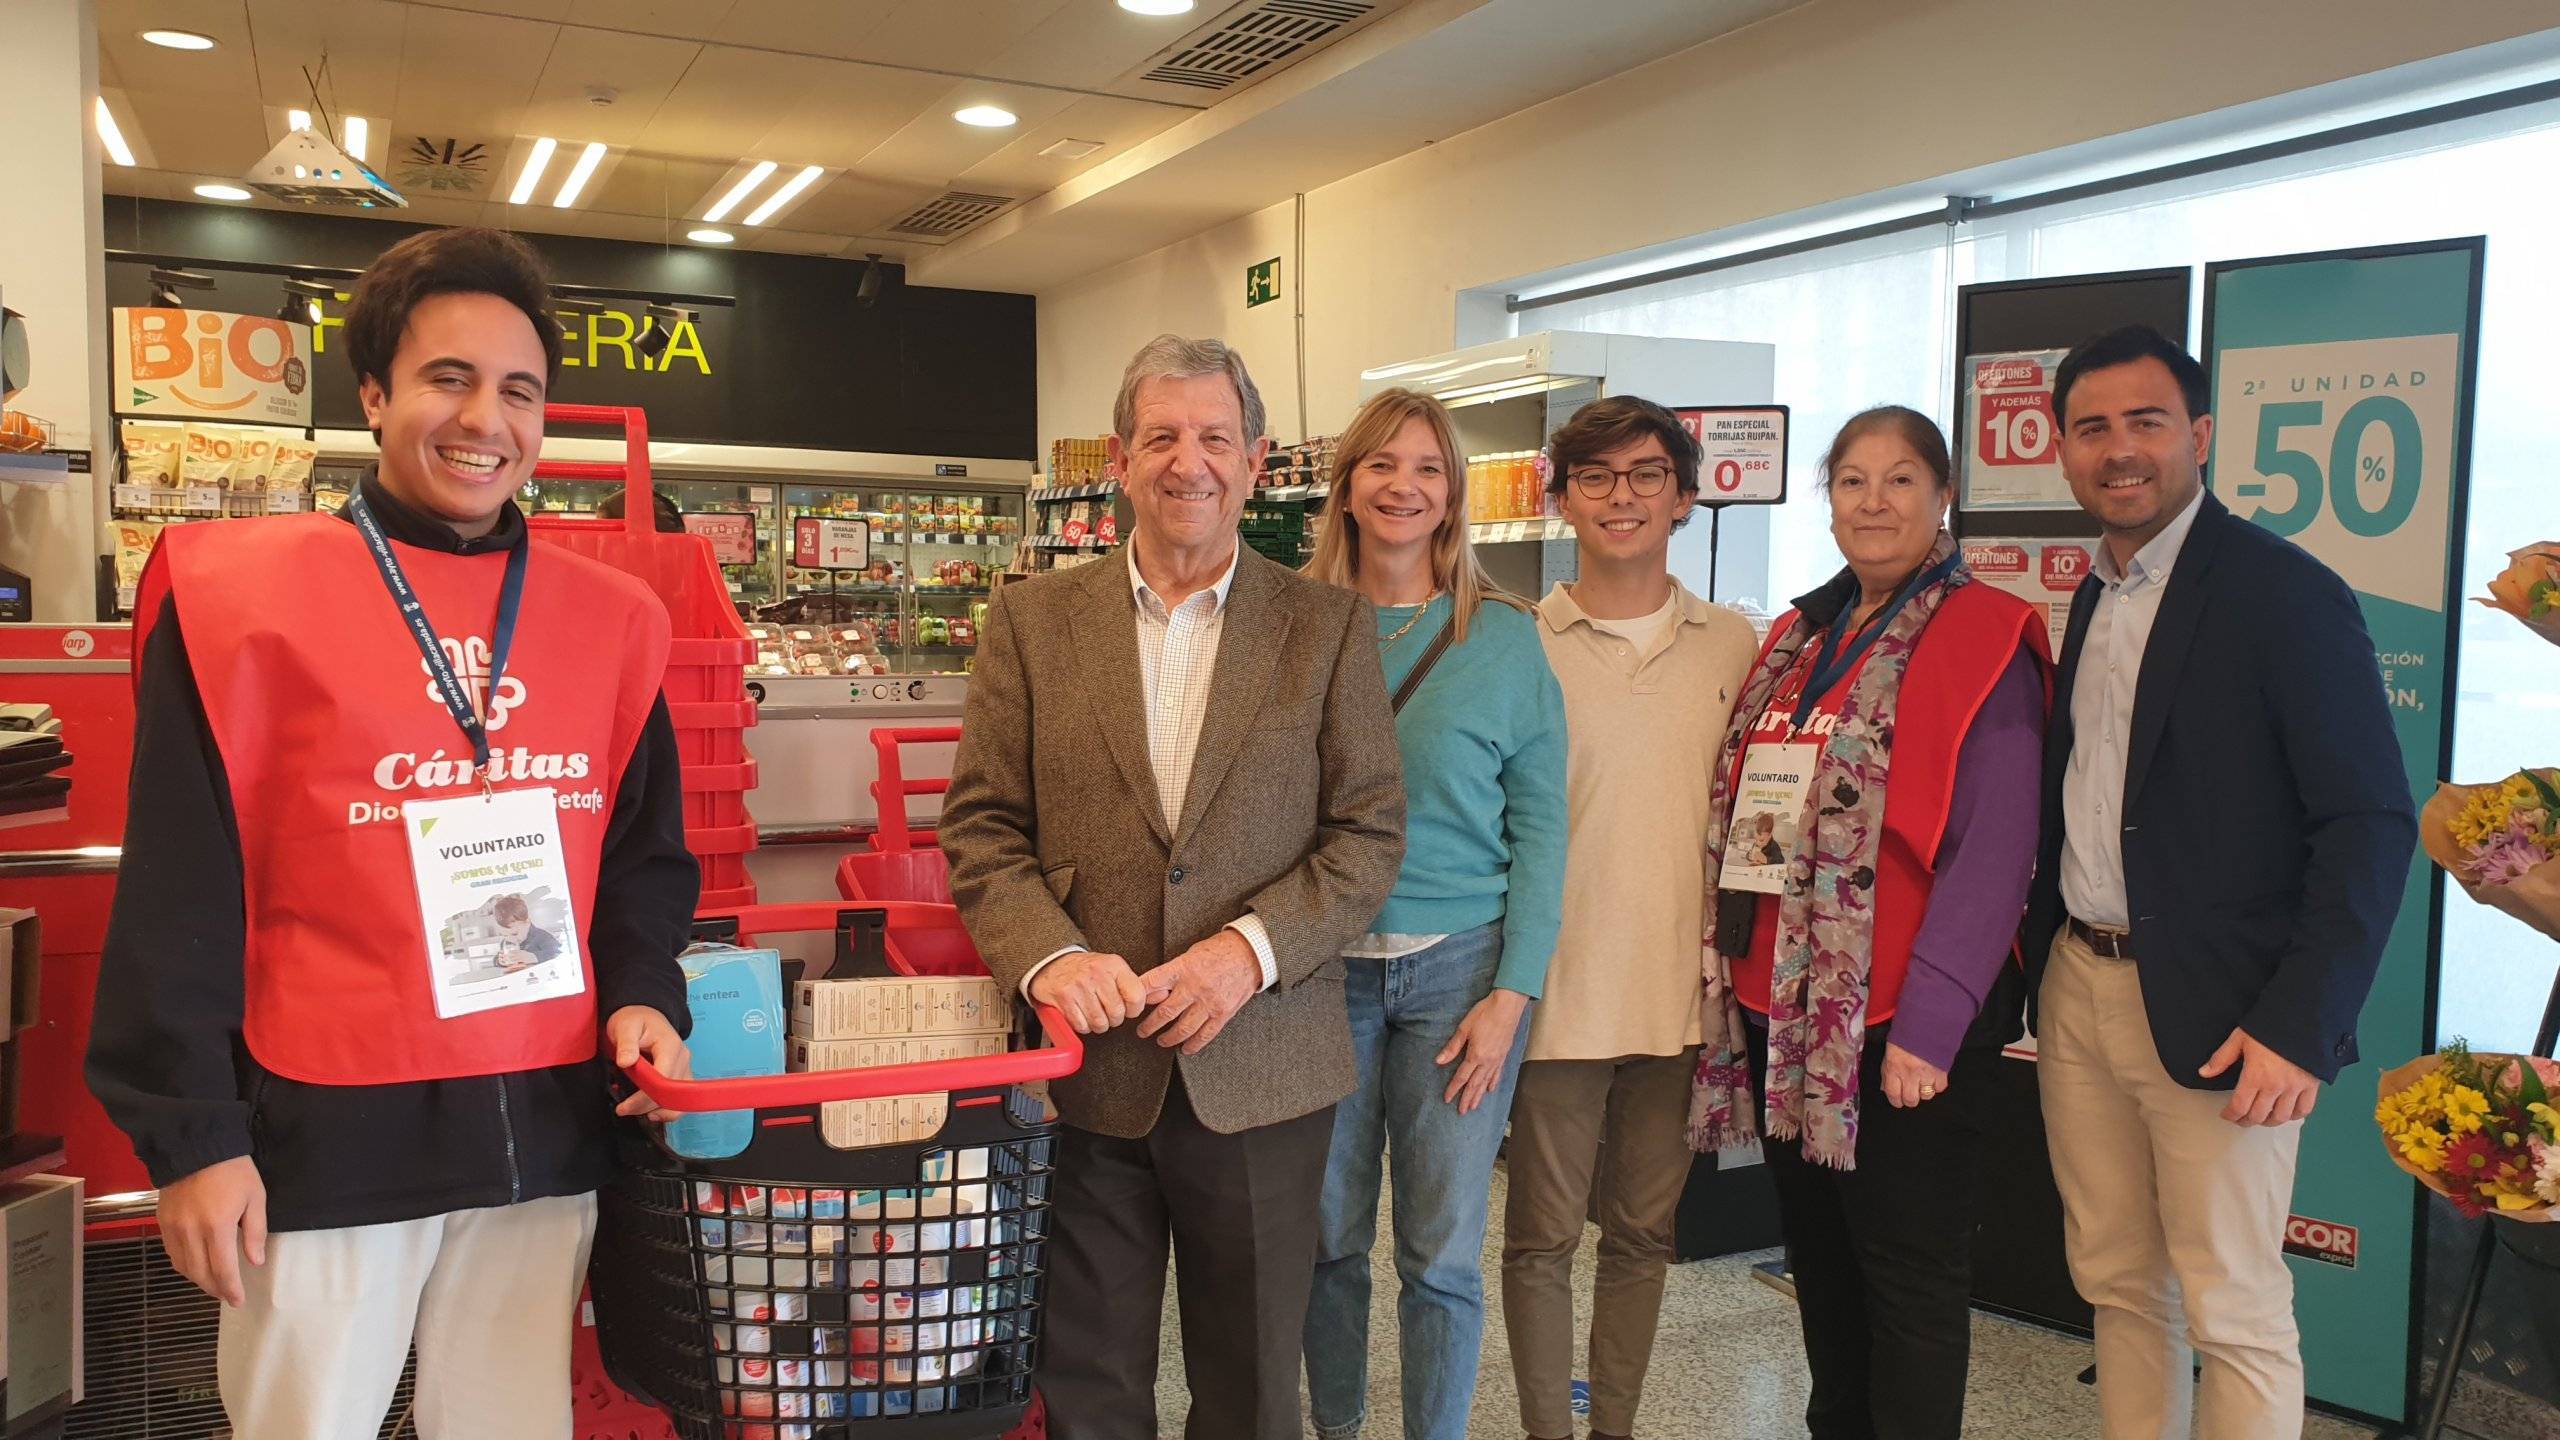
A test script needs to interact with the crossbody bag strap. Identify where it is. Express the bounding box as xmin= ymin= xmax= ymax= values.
xmin=1390 ymin=618 xmax=1459 ymax=716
